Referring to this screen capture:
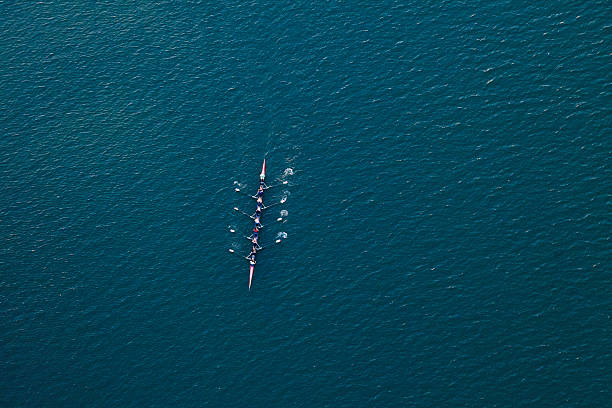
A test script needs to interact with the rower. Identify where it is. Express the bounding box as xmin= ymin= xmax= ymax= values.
xmin=257 ymin=196 xmax=263 ymax=204
xmin=254 ymin=215 xmax=261 ymax=228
